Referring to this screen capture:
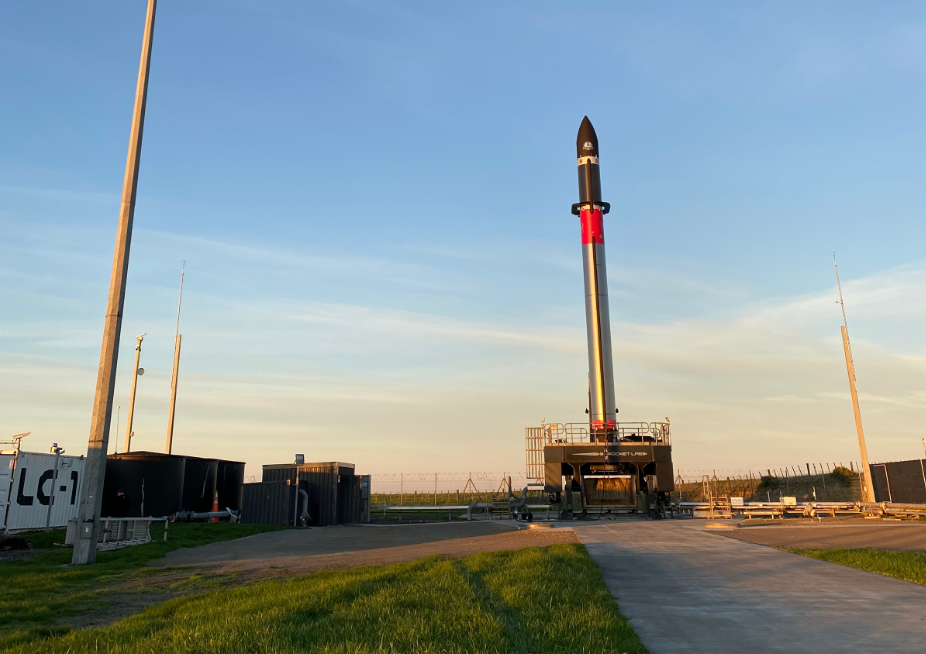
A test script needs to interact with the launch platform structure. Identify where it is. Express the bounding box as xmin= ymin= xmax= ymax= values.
xmin=525 ymin=420 xmax=674 ymax=517
xmin=524 ymin=117 xmax=675 ymax=518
